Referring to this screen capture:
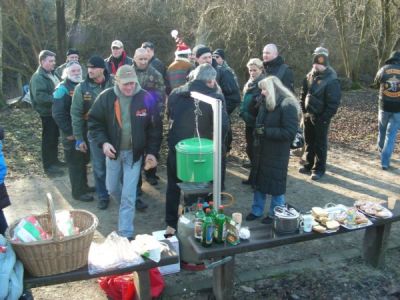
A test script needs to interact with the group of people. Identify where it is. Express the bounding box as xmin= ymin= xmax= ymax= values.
xmin=16 ymin=34 xmax=398 ymax=239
